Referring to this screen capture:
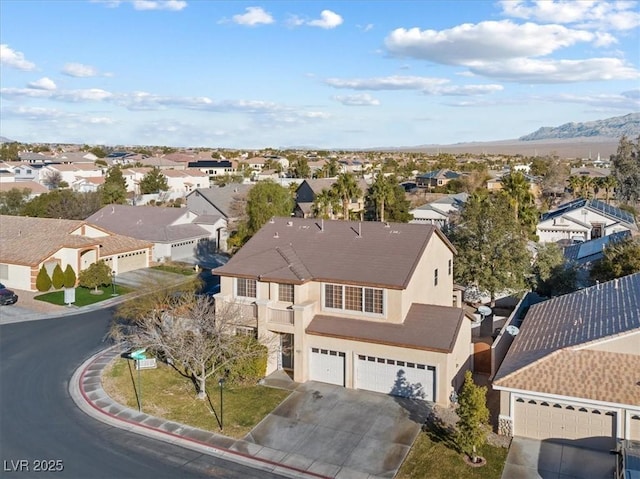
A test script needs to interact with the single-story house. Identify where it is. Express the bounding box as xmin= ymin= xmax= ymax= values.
xmin=410 ymin=193 xmax=469 ymax=228
xmin=493 ymin=273 xmax=640 ymax=450
xmin=416 ymin=169 xmax=461 ymax=189
xmin=213 ymin=217 xmax=472 ymax=406
xmin=0 ymin=215 xmax=152 ymax=291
